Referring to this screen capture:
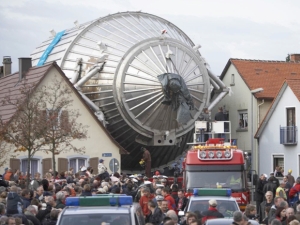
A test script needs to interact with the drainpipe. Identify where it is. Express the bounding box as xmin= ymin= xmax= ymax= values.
xmin=257 ymin=99 xmax=264 ymax=175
